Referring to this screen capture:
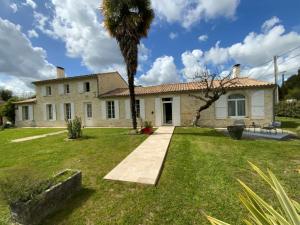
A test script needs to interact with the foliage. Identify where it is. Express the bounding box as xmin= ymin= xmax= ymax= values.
xmin=190 ymin=69 xmax=240 ymax=126
xmin=101 ymin=0 xmax=154 ymax=130
xmin=143 ymin=121 xmax=153 ymax=129
xmin=0 ymin=88 xmax=13 ymax=101
xmin=275 ymin=101 xmax=300 ymax=118
xmin=206 ymin=162 xmax=300 ymax=225
xmin=66 ymin=116 xmax=82 ymax=139
xmin=0 ymin=98 xmax=18 ymax=123
xmin=279 ymin=69 xmax=300 ymax=100
xmin=296 ymin=126 xmax=300 ymax=137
